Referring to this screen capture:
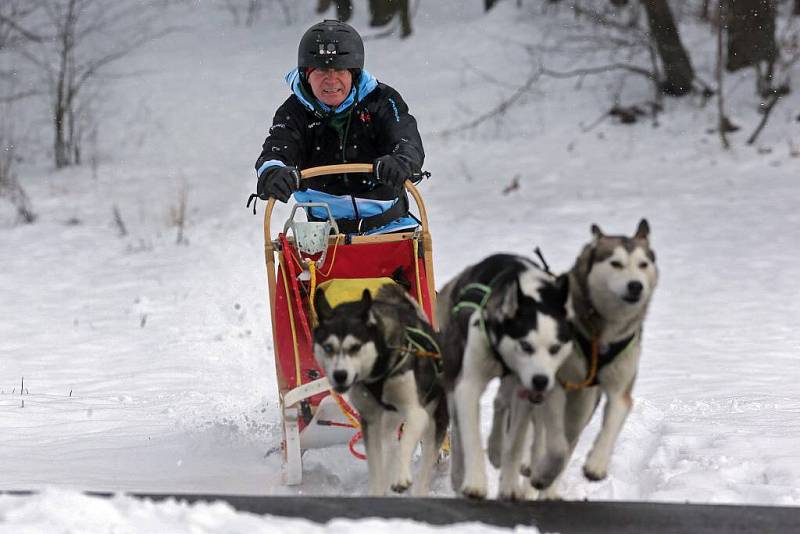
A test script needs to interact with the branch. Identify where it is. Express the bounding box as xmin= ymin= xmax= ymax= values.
xmin=541 ymin=63 xmax=655 ymax=81
xmin=0 ymin=11 xmax=45 ymax=44
xmin=435 ymin=67 xmax=543 ymax=136
xmin=0 ymin=89 xmax=39 ymax=103
xmin=716 ymin=2 xmax=729 ymax=150
xmin=572 ymin=3 xmax=650 ymax=41
xmin=746 ymin=93 xmax=783 ymax=145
